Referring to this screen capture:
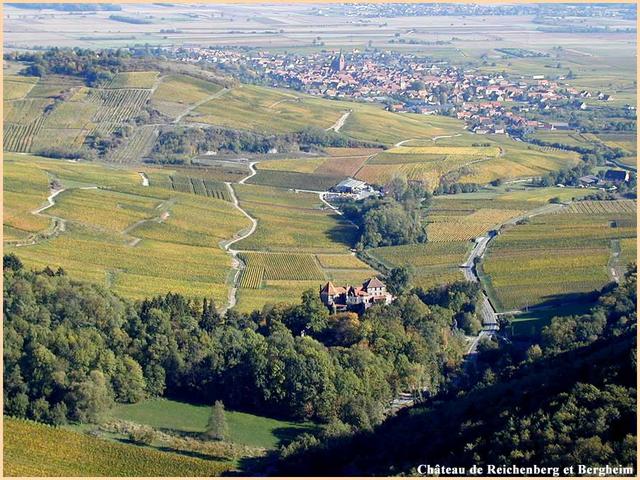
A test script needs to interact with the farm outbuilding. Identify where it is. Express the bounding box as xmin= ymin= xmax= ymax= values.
xmin=334 ymin=177 xmax=368 ymax=194
xmin=603 ymin=170 xmax=630 ymax=184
